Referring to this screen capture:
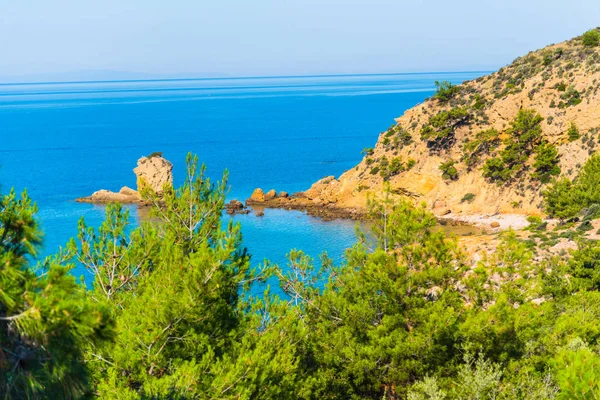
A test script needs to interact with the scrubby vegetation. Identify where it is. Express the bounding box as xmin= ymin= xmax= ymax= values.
xmin=568 ymin=122 xmax=580 ymax=141
xmin=6 ymin=155 xmax=600 ymax=398
xmin=582 ymin=28 xmax=600 ymax=47
xmin=420 ymin=107 xmax=470 ymax=151
xmin=439 ymin=159 xmax=459 ymax=180
xmin=433 ymin=80 xmax=460 ymax=103
xmin=482 ymin=109 xmax=555 ymax=184
xmin=544 ymin=154 xmax=600 ymax=219
xmin=462 ymin=128 xmax=500 ymax=169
